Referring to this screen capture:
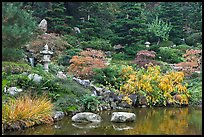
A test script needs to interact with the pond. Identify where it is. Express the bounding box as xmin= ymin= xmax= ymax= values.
xmin=4 ymin=107 xmax=202 ymax=135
